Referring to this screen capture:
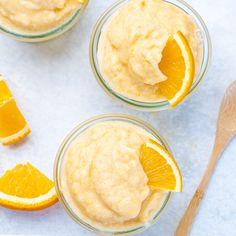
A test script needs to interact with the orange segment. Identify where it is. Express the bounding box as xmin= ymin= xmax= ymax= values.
xmin=0 ymin=77 xmax=30 ymax=145
xmin=0 ymin=79 xmax=12 ymax=104
xmin=140 ymin=139 xmax=182 ymax=192
xmin=158 ymin=31 xmax=195 ymax=107
xmin=0 ymin=163 xmax=58 ymax=210
xmin=0 ymin=99 xmax=28 ymax=137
